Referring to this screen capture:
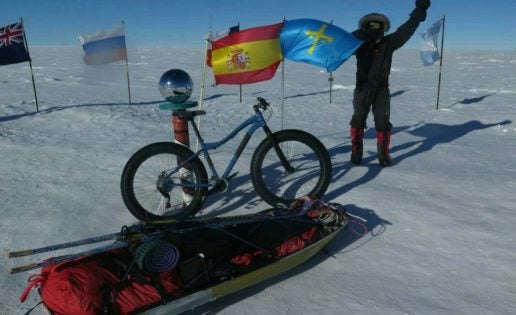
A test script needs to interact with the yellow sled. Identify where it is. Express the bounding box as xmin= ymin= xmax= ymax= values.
xmin=142 ymin=223 xmax=344 ymax=315
xmin=15 ymin=198 xmax=349 ymax=315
